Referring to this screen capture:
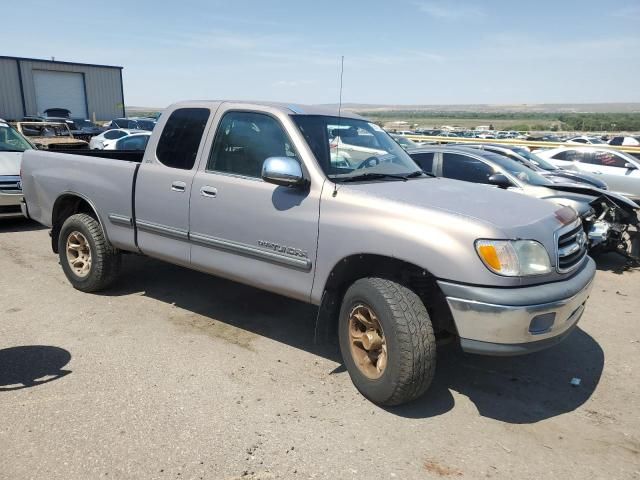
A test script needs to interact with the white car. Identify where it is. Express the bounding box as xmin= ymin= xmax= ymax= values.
xmin=109 ymin=132 xmax=151 ymax=151
xmin=0 ymin=120 xmax=33 ymax=218
xmin=536 ymin=146 xmax=640 ymax=202
xmin=565 ymin=136 xmax=606 ymax=145
xmin=89 ymin=129 xmax=144 ymax=150
xmin=608 ymin=136 xmax=640 ymax=147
